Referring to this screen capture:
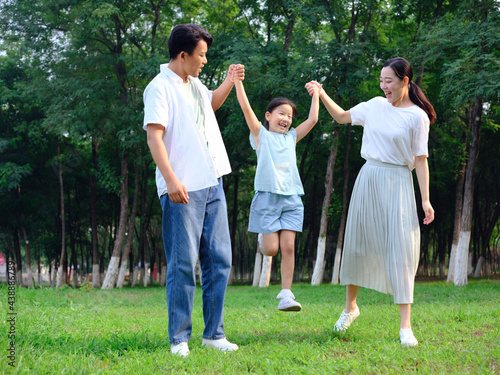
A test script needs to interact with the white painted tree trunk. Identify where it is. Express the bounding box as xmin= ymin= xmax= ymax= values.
xmin=116 ymin=259 xmax=128 ymax=288
xmin=72 ymin=268 xmax=79 ymax=288
xmin=259 ymin=255 xmax=273 ymax=288
xmin=454 ymin=231 xmax=470 ymax=286
xmin=92 ymin=264 xmax=100 ymax=288
xmin=17 ymin=270 xmax=23 ymax=286
xmin=253 ymin=252 xmax=263 ymax=287
xmin=26 ymin=265 xmax=34 ymax=288
xmin=195 ymin=259 xmax=202 ymax=286
xmin=143 ymin=263 xmax=149 ymax=287
xmin=253 ymin=234 xmax=263 ymax=287
xmin=473 ymin=256 xmax=485 ymax=278
xmin=454 ymin=95 xmax=483 ymax=287
xmin=50 ymin=263 xmax=57 ymax=287
xmin=311 ymin=237 xmax=326 ymax=285
xmin=56 ymin=267 xmax=66 ymax=289
xmin=447 ymin=171 xmax=464 ymax=282
xmin=447 ymin=243 xmax=458 ymax=282
xmin=131 ymin=267 xmax=139 ymax=287
xmin=160 ymin=266 xmax=167 ymax=286
xmin=312 ymin=132 xmax=339 ymax=286
xmin=331 ymin=246 xmax=342 ymax=285
xmin=101 ymin=256 xmax=120 ymax=289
